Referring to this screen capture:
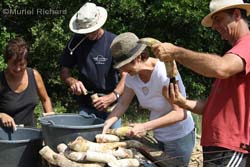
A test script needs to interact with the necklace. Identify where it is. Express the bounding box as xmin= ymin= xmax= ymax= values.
xmin=67 ymin=36 xmax=87 ymax=55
